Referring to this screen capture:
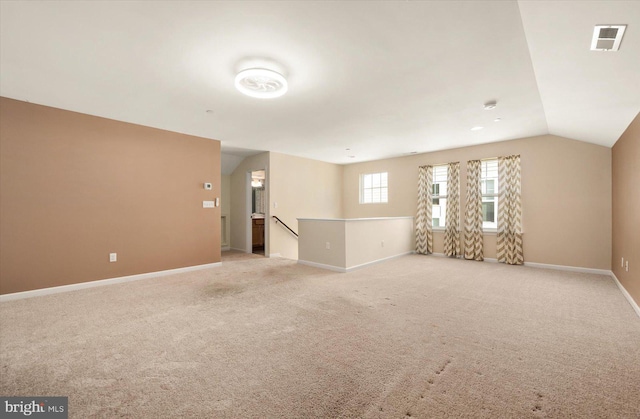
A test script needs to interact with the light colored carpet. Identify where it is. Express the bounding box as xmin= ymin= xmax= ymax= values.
xmin=1 ymin=255 xmax=639 ymax=418
xmin=221 ymin=249 xmax=265 ymax=262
